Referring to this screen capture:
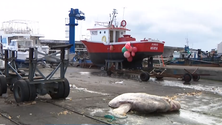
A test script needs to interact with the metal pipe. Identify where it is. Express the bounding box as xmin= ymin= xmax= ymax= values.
xmin=37 ymin=51 xmax=60 ymax=61
xmin=46 ymin=63 xmax=61 ymax=80
xmin=28 ymin=48 xmax=34 ymax=81
xmin=12 ymin=51 xmax=17 ymax=69
xmin=5 ymin=50 xmax=9 ymax=77
xmin=7 ymin=63 xmax=22 ymax=78
xmin=36 ymin=67 xmax=46 ymax=79
xmin=60 ymin=48 xmax=65 ymax=79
